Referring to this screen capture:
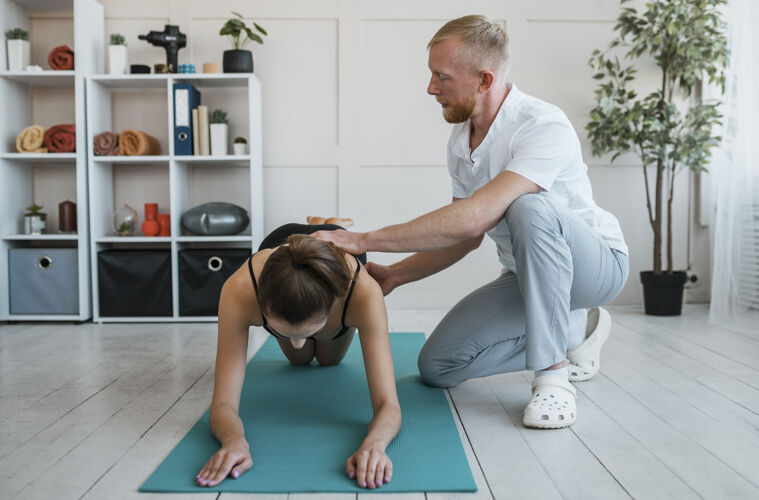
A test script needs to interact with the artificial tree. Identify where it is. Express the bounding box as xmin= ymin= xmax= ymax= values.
xmin=586 ymin=0 xmax=728 ymax=276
